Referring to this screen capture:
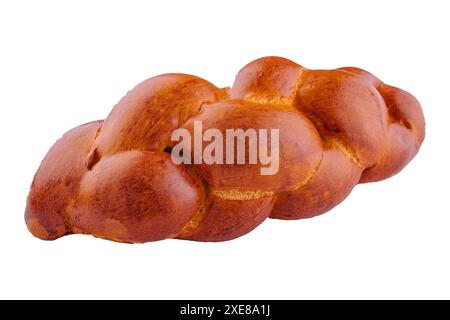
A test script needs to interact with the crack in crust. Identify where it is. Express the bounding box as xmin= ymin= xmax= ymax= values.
xmin=212 ymin=189 xmax=275 ymax=201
